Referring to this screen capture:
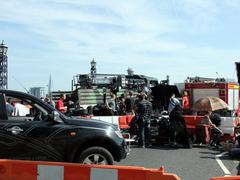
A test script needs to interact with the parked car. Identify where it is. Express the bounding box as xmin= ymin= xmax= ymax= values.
xmin=0 ymin=90 xmax=128 ymax=165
